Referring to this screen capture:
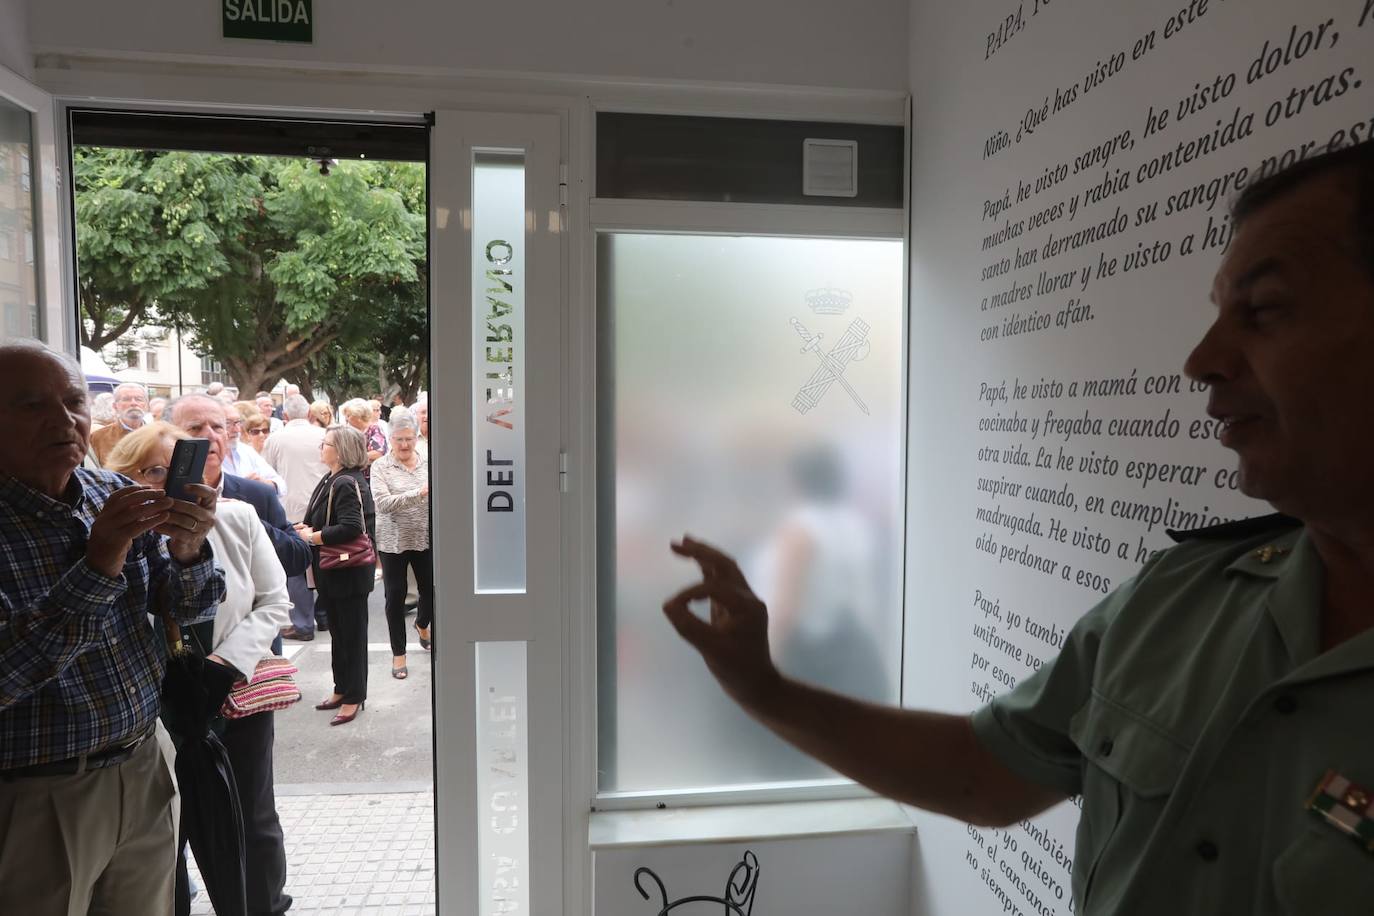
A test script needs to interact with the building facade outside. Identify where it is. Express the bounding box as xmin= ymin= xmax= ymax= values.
xmin=97 ymin=325 xmax=264 ymax=399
